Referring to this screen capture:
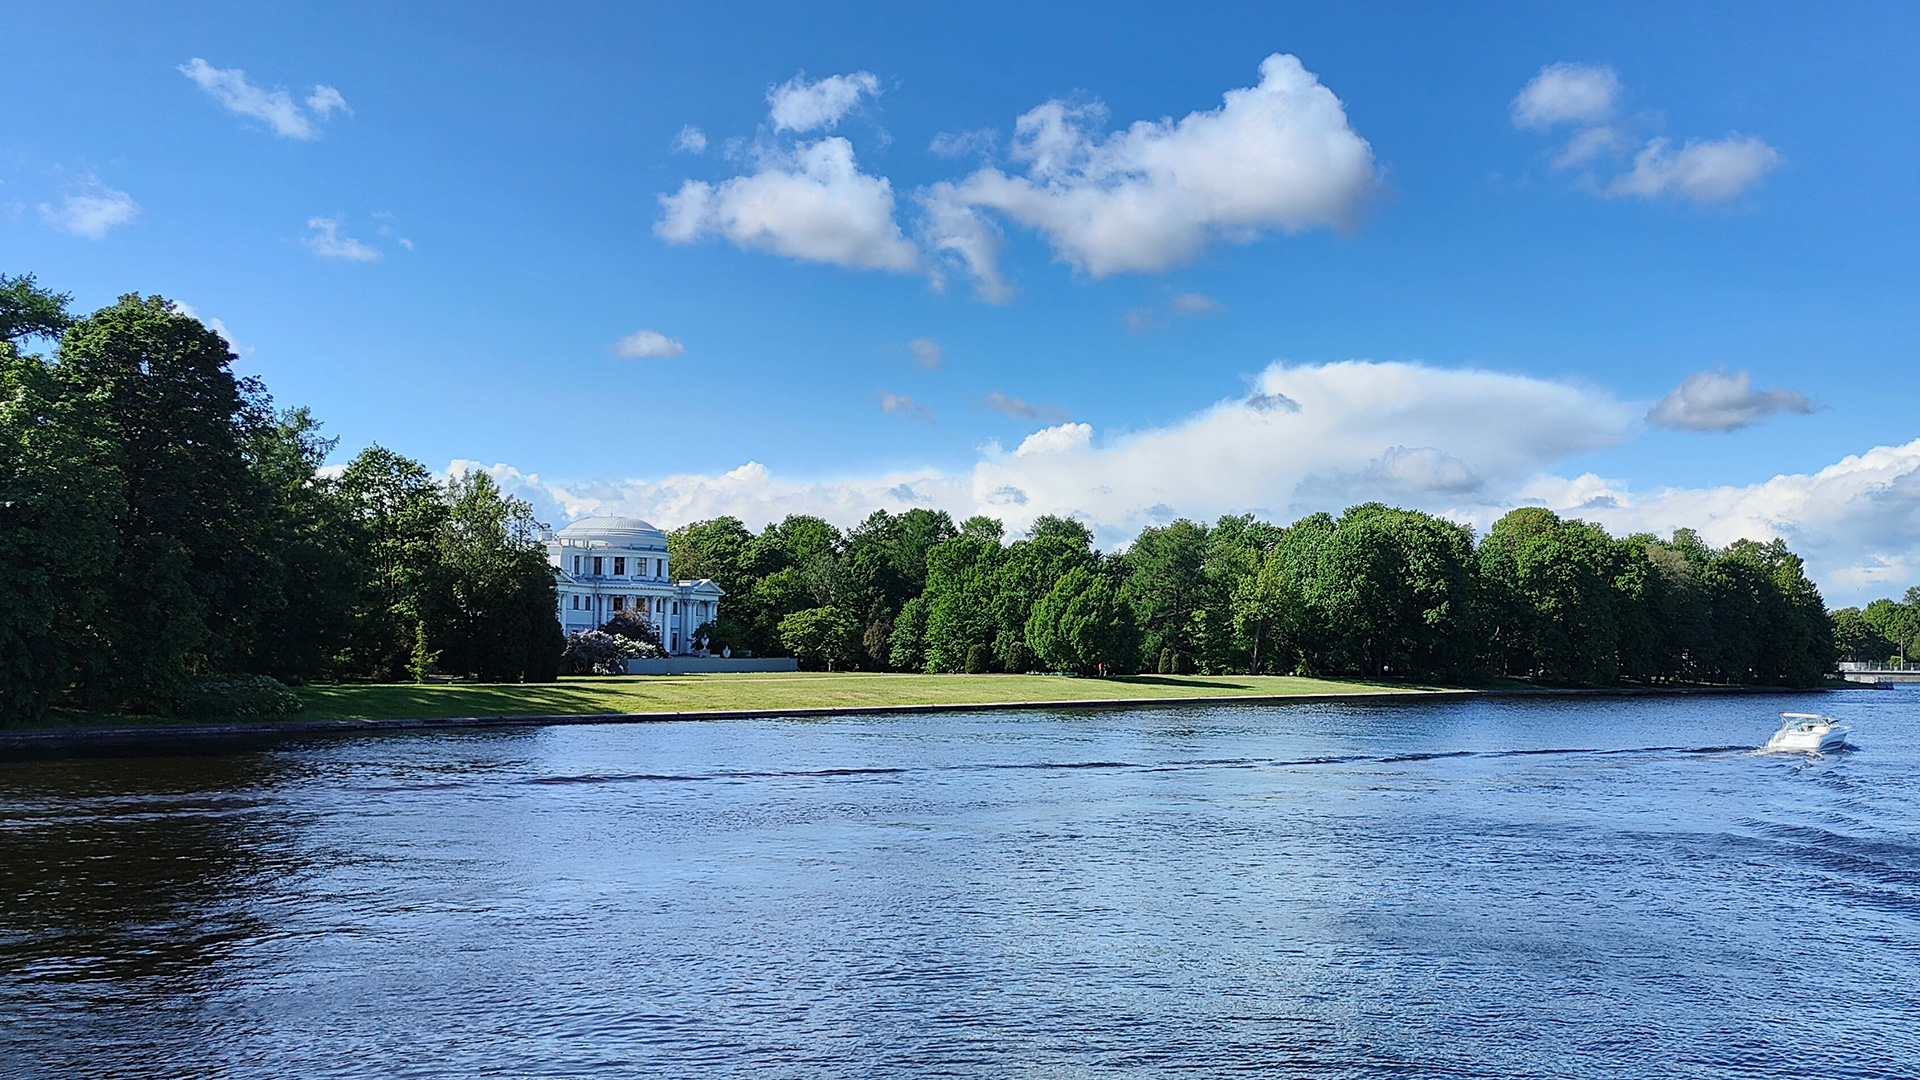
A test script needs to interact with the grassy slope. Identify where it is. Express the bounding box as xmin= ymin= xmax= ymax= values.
xmin=285 ymin=672 xmax=1426 ymax=721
